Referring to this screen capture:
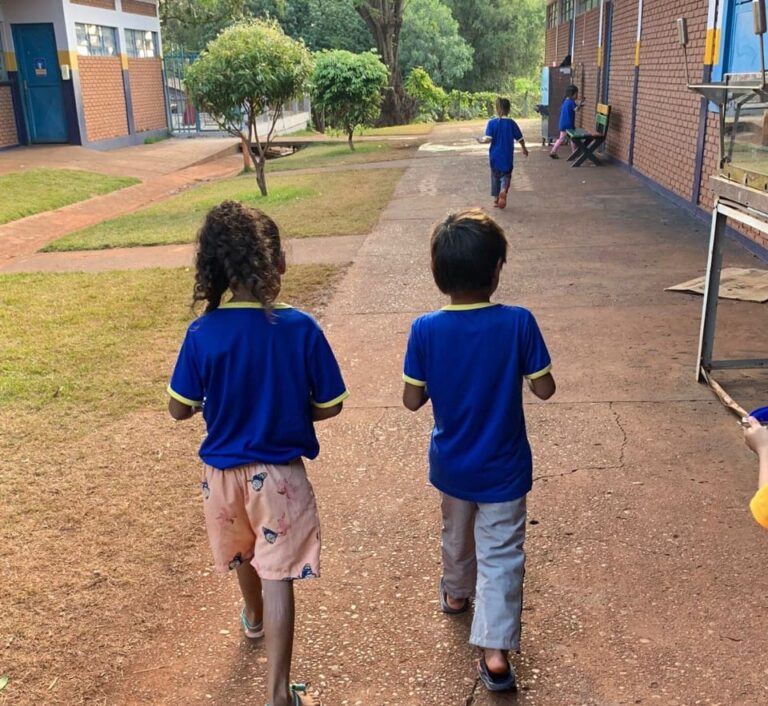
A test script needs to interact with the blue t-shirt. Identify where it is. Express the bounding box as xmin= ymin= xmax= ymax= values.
xmin=403 ymin=303 xmax=551 ymax=503
xmin=559 ymin=97 xmax=577 ymax=131
xmin=485 ymin=117 xmax=524 ymax=174
xmin=169 ymin=303 xmax=348 ymax=469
